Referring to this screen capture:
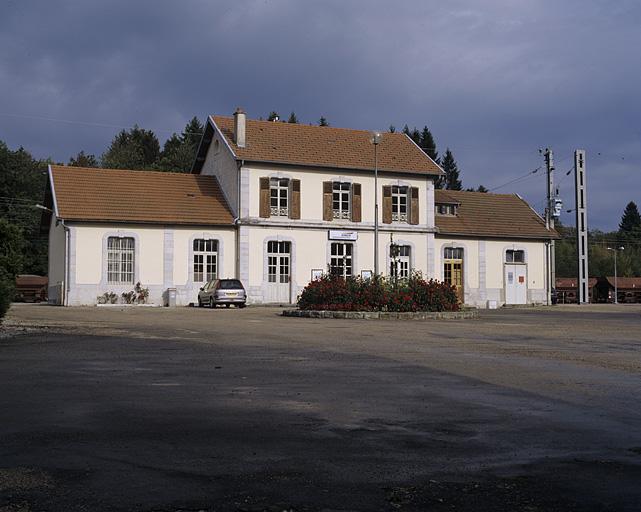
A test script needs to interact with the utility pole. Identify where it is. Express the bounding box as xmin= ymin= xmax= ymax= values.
xmin=543 ymin=148 xmax=556 ymax=304
xmin=574 ymin=150 xmax=589 ymax=304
